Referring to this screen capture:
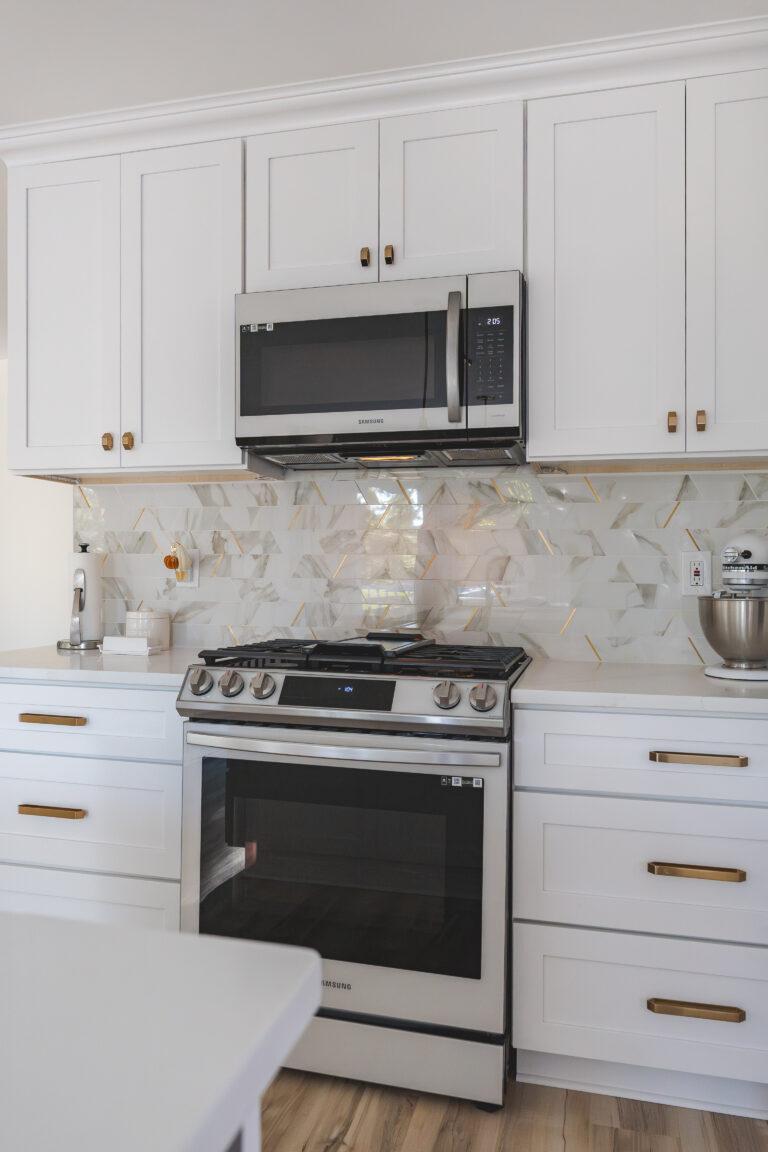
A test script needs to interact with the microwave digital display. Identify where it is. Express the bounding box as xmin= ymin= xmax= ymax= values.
xmin=466 ymin=306 xmax=515 ymax=406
